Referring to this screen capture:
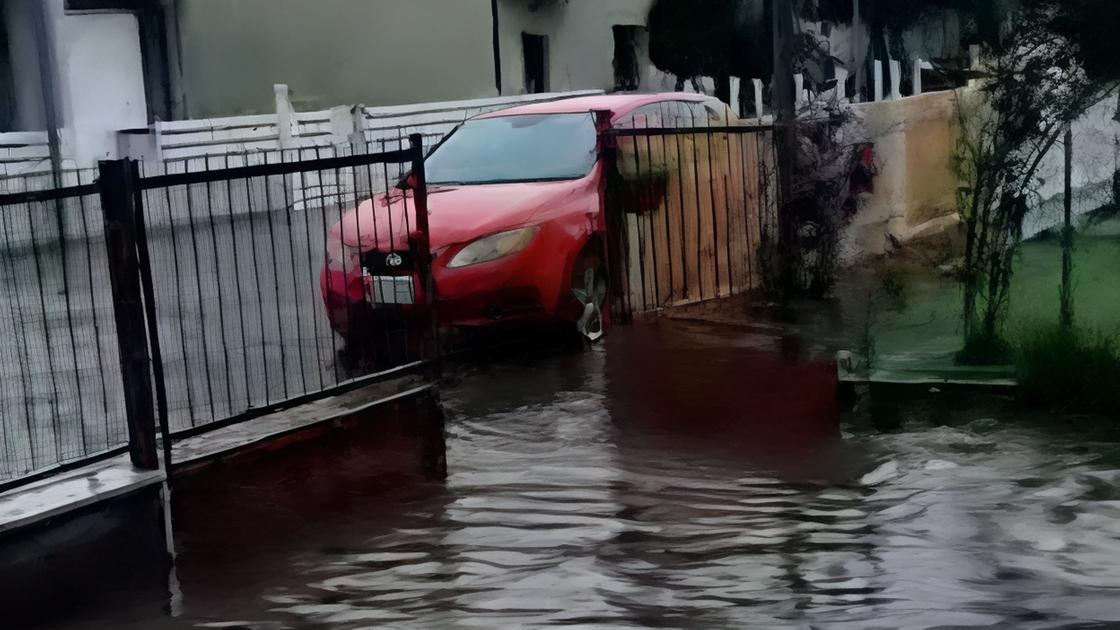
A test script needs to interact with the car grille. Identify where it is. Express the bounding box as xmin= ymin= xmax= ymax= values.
xmin=360 ymin=249 xmax=415 ymax=275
